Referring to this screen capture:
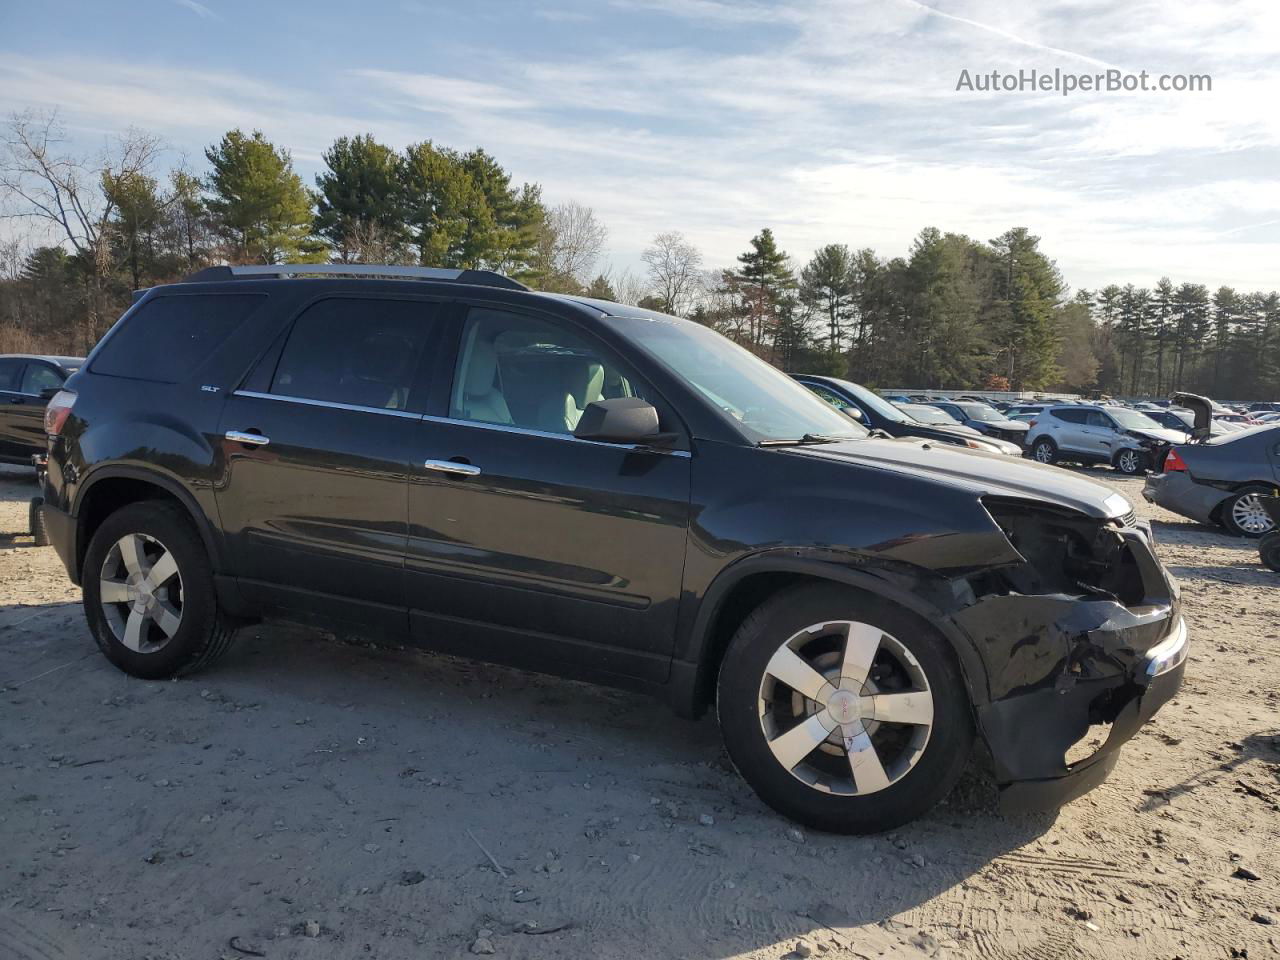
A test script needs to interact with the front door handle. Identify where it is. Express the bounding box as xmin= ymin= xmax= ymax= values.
xmin=226 ymin=430 xmax=270 ymax=447
xmin=424 ymin=459 xmax=481 ymax=477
